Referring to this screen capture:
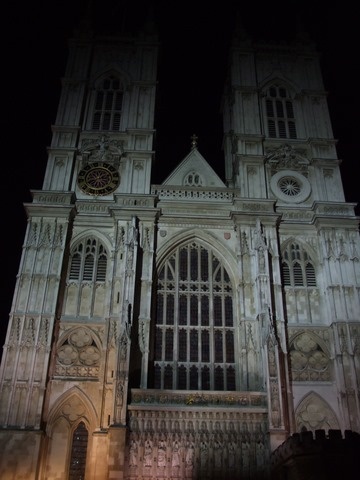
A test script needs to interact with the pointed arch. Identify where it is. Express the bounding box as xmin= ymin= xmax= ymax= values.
xmin=64 ymin=232 xmax=111 ymax=317
xmin=44 ymin=388 xmax=96 ymax=480
xmin=68 ymin=421 xmax=89 ymax=480
xmin=260 ymin=78 xmax=299 ymax=139
xmin=68 ymin=234 xmax=110 ymax=283
xmin=295 ymin=391 xmax=339 ymax=432
xmin=70 ymin=229 xmax=113 ymax=255
xmin=151 ymin=234 xmax=239 ymax=391
xmin=260 ymin=74 xmax=301 ymax=98
xmin=280 ymin=238 xmax=318 ymax=287
xmin=86 ymin=67 xmax=129 ymax=132
xmin=46 ymin=386 xmax=99 ymax=437
xmin=156 ymin=229 xmax=238 ymax=282
xmin=289 ymin=330 xmax=331 ymax=382
xmin=90 ymin=66 xmax=132 ymax=91
xmin=55 ymin=325 xmax=102 ymax=378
